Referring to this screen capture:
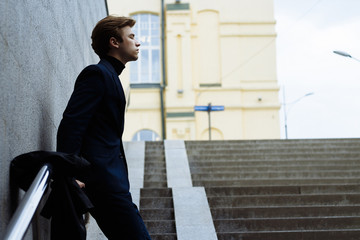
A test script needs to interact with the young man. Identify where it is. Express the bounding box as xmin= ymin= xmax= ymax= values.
xmin=57 ymin=16 xmax=151 ymax=239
